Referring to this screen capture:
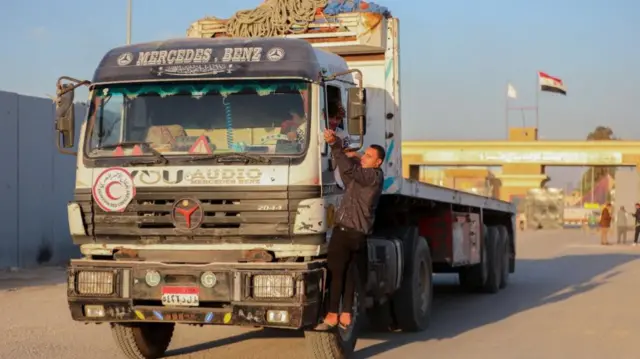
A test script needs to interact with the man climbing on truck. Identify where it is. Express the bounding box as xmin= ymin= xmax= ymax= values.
xmin=319 ymin=128 xmax=385 ymax=330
